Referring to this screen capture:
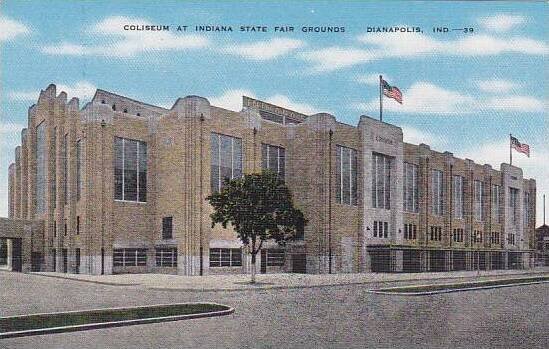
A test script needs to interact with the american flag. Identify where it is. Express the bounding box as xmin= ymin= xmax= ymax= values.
xmin=381 ymin=79 xmax=403 ymax=104
xmin=511 ymin=136 xmax=530 ymax=157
